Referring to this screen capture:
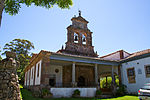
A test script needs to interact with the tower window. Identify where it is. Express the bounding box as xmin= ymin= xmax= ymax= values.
xmin=82 ymin=34 xmax=86 ymax=45
xmin=74 ymin=32 xmax=78 ymax=43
